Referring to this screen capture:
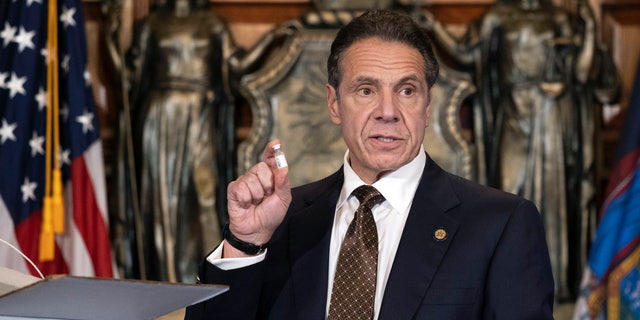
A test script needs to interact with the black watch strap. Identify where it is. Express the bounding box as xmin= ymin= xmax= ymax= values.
xmin=222 ymin=224 xmax=268 ymax=255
